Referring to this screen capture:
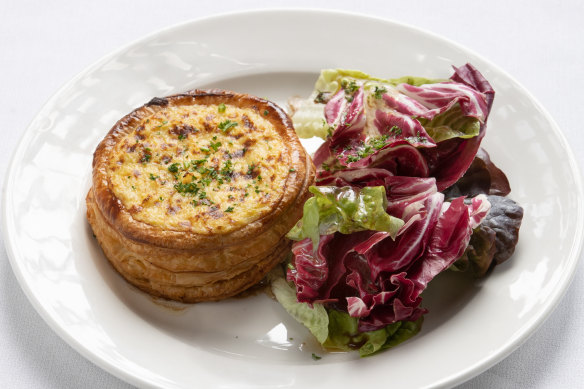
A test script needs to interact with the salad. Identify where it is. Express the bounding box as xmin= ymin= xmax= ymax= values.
xmin=270 ymin=64 xmax=524 ymax=357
